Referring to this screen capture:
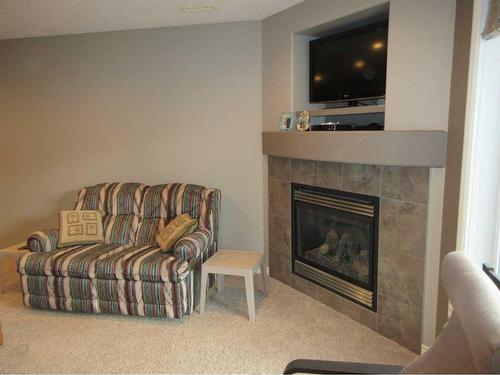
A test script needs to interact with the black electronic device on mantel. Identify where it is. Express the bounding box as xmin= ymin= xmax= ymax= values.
xmin=310 ymin=122 xmax=384 ymax=131
xmin=309 ymin=20 xmax=388 ymax=103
